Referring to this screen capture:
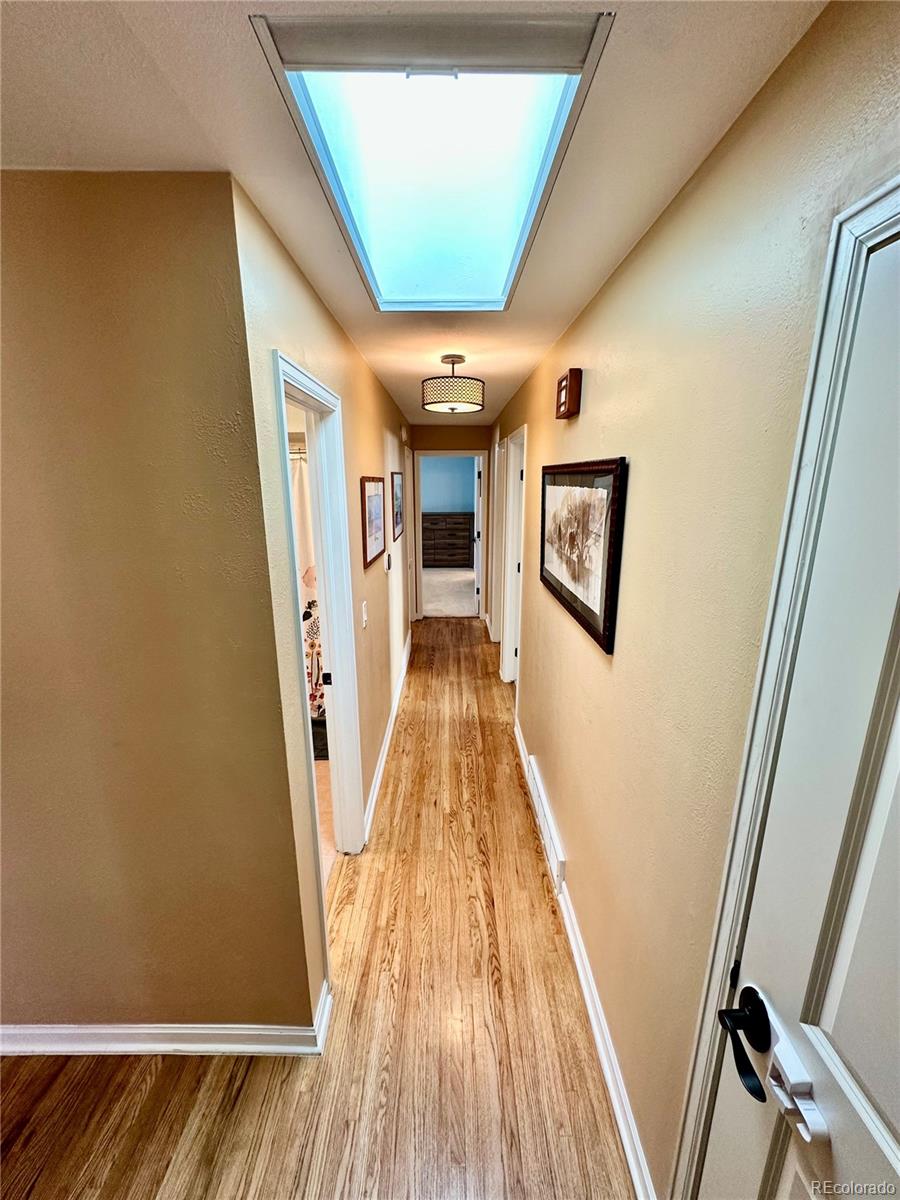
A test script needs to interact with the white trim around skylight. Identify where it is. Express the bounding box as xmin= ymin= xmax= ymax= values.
xmin=250 ymin=13 xmax=614 ymax=314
